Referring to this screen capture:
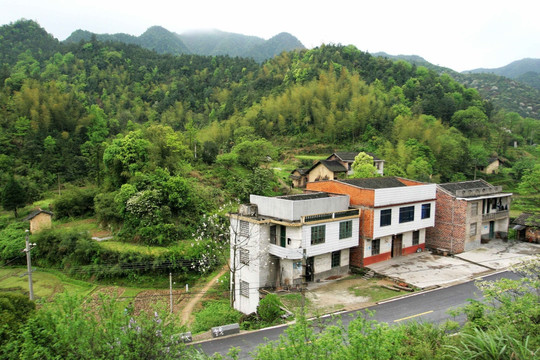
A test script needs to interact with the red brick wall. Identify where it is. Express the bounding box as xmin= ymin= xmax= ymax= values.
xmin=425 ymin=189 xmax=467 ymax=253
xmin=306 ymin=181 xmax=374 ymax=207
